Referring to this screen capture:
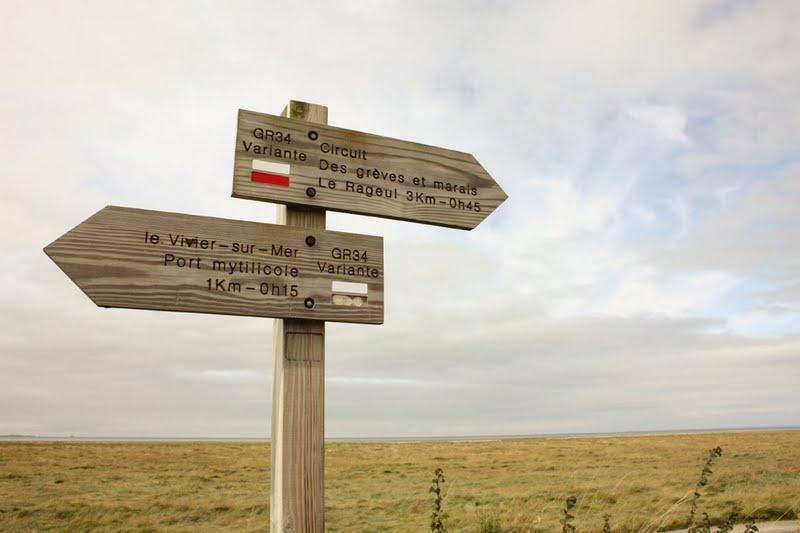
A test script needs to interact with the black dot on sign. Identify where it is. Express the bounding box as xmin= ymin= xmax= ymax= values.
xmin=304 ymin=297 xmax=315 ymax=309
xmin=308 ymin=130 xmax=318 ymax=141
xmin=305 ymin=235 xmax=316 ymax=247
xmin=306 ymin=187 xmax=317 ymax=198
